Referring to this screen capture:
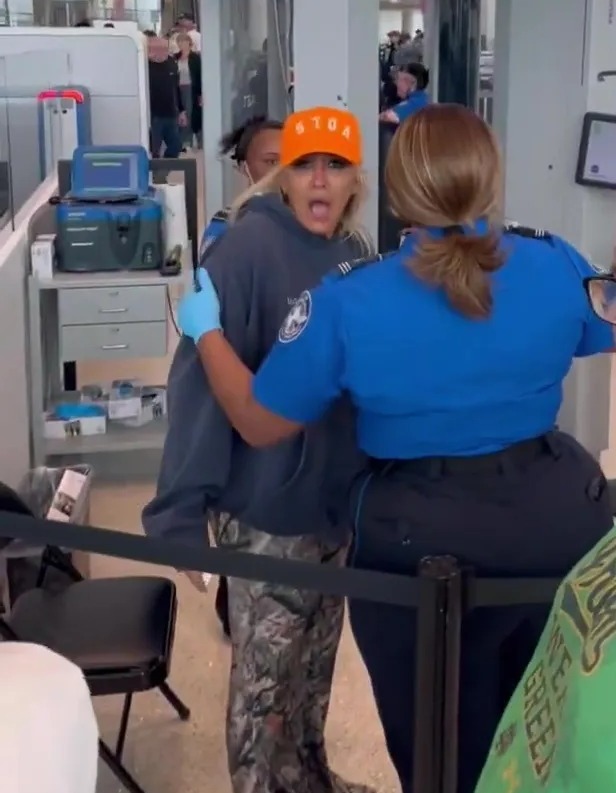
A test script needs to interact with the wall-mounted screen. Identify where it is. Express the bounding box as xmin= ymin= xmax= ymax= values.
xmin=576 ymin=112 xmax=616 ymax=190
